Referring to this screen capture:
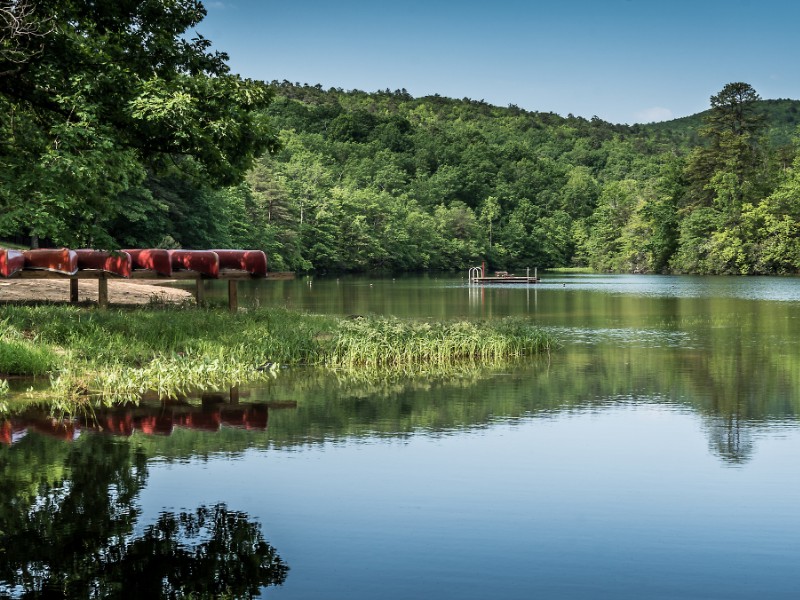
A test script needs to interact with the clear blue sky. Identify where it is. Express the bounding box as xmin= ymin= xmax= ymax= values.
xmin=197 ymin=0 xmax=800 ymax=125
